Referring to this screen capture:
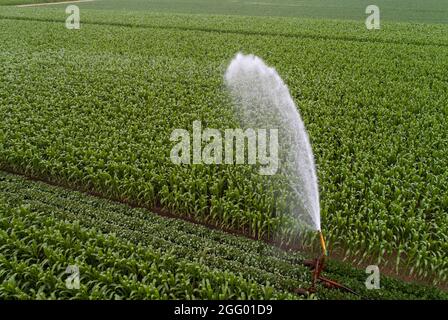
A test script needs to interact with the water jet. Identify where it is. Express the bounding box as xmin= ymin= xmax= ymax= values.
xmin=225 ymin=53 xmax=357 ymax=296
